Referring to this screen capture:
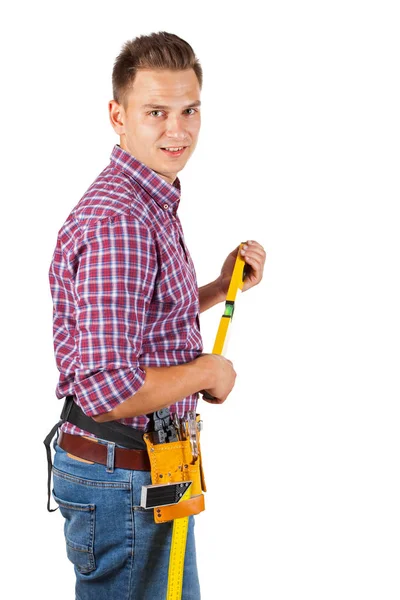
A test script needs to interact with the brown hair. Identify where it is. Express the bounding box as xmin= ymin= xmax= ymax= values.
xmin=112 ymin=31 xmax=203 ymax=107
